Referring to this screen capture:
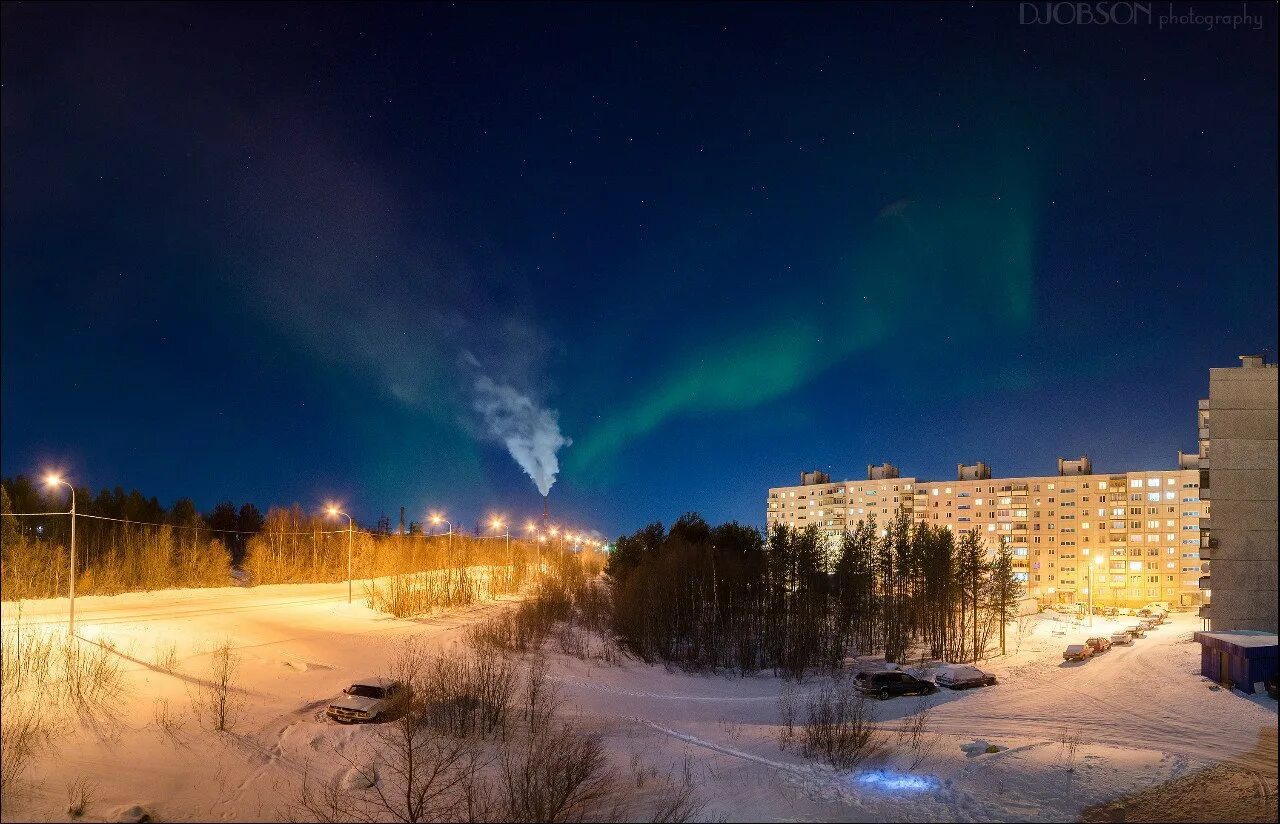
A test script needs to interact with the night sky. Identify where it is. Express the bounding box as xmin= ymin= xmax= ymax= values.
xmin=2 ymin=2 xmax=1276 ymax=535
